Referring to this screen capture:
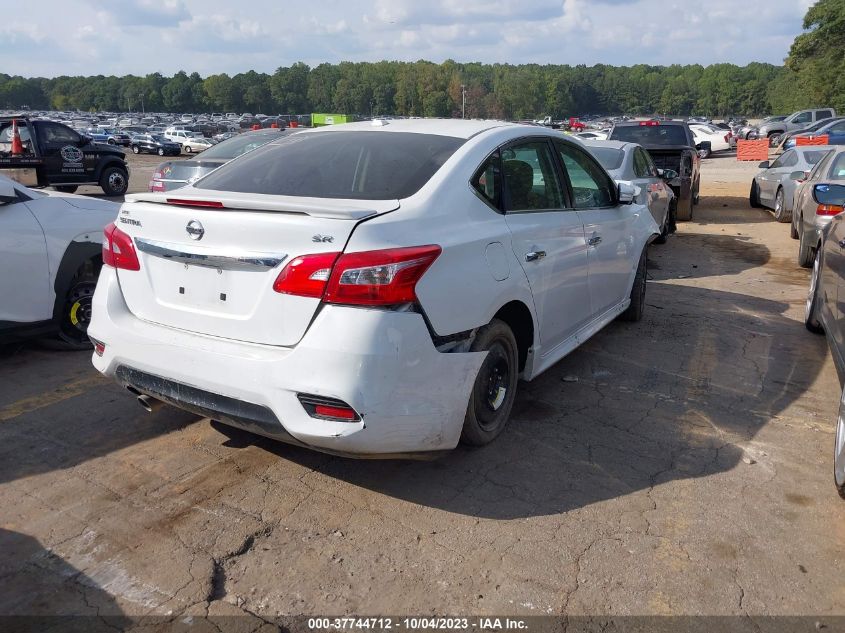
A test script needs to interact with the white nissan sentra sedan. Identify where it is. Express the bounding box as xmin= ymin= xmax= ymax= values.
xmin=89 ymin=119 xmax=658 ymax=457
